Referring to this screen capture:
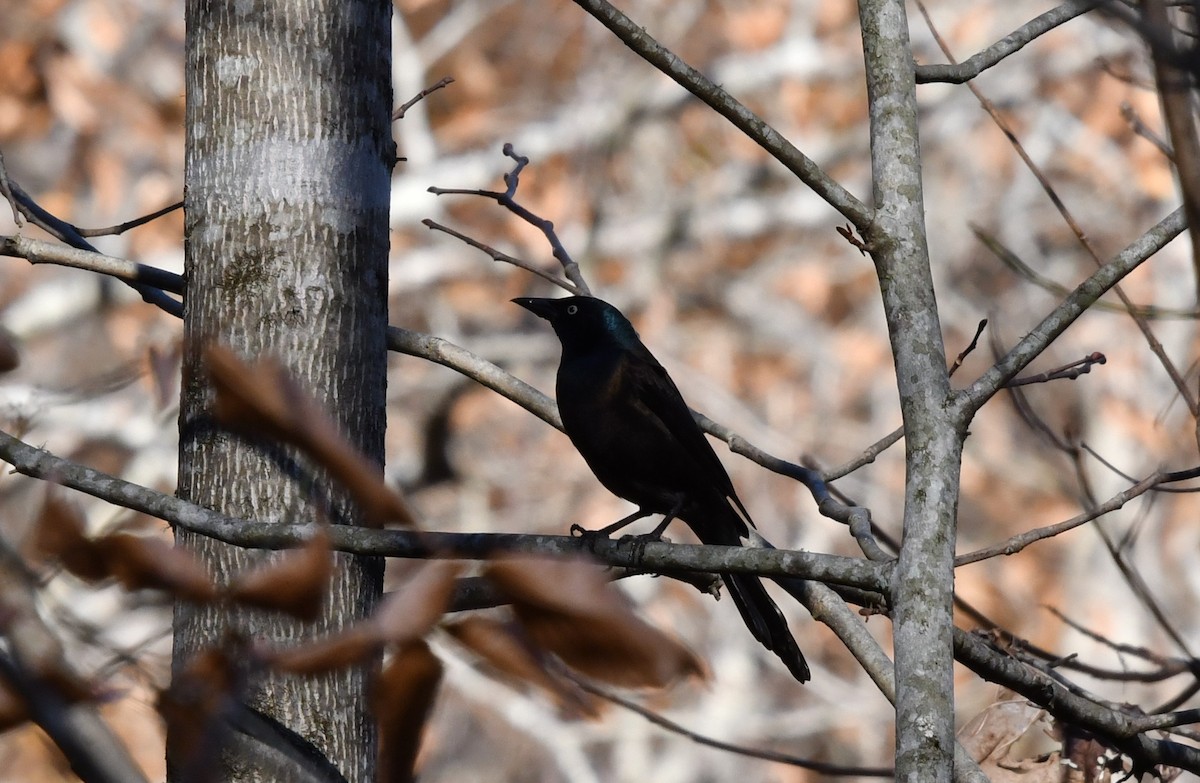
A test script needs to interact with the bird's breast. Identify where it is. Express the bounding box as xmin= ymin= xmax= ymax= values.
xmin=555 ymin=353 xmax=695 ymax=513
